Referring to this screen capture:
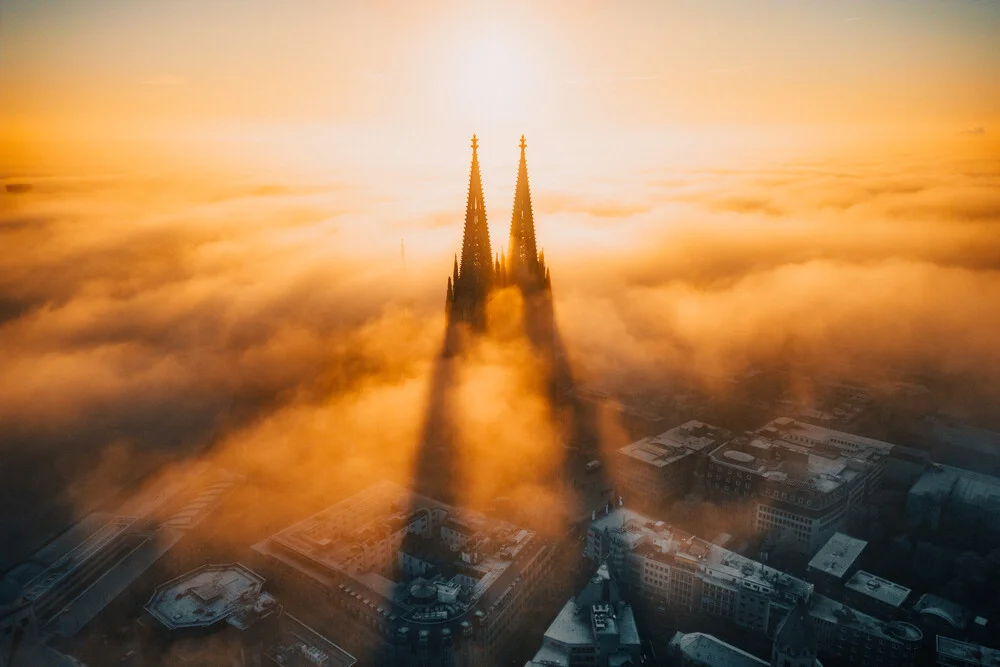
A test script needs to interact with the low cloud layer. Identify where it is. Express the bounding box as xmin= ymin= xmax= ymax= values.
xmin=1 ymin=150 xmax=999 ymax=567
